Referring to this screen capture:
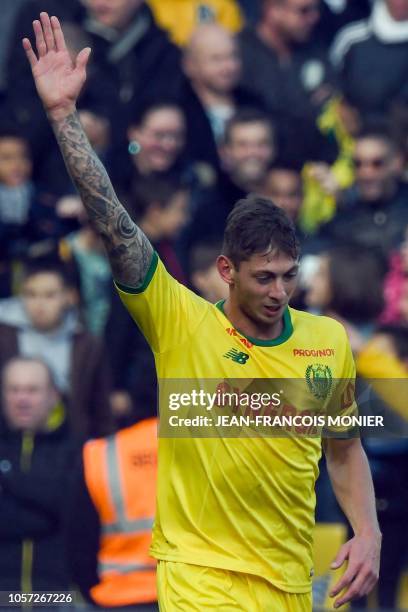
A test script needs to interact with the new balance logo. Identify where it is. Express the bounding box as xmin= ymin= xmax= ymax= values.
xmin=224 ymin=348 xmax=250 ymax=364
